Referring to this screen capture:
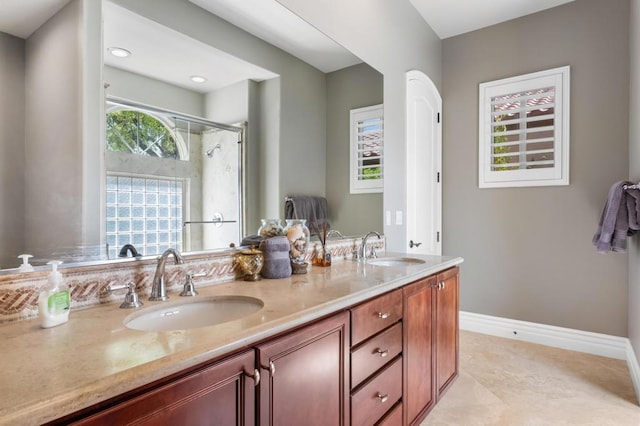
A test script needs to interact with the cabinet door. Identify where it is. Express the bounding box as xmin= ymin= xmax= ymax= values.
xmin=435 ymin=267 xmax=459 ymax=397
xmin=71 ymin=349 xmax=256 ymax=425
xmin=257 ymin=311 xmax=350 ymax=426
xmin=403 ymin=275 xmax=437 ymax=425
